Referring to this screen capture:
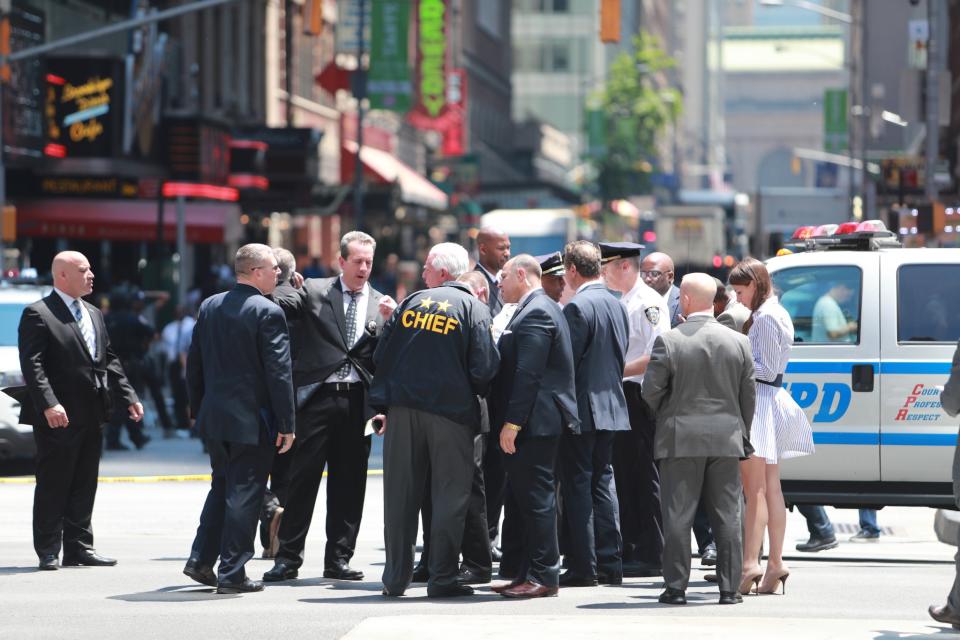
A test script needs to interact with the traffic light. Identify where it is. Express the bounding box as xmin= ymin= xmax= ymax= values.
xmin=600 ymin=0 xmax=620 ymax=43
xmin=0 ymin=17 xmax=10 ymax=83
xmin=304 ymin=0 xmax=323 ymax=36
